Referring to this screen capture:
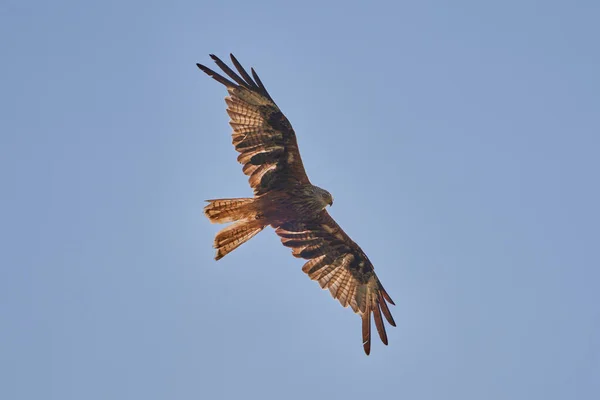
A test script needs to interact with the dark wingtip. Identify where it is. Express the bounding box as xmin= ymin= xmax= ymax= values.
xmin=229 ymin=53 xmax=261 ymax=90
xmin=209 ymin=53 xmax=227 ymax=67
xmin=382 ymin=286 xmax=396 ymax=306
xmin=378 ymin=291 xmax=397 ymax=327
xmin=250 ymin=67 xmax=274 ymax=102
xmin=363 ymin=340 xmax=371 ymax=355
xmin=362 ymin=310 xmax=372 ymax=355
xmin=196 ymin=63 xmax=214 ymax=76
xmin=197 ymin=61 xmax=237 ymax=88
xmin=229 ymin=53 xmax=243 ymax=69
xmin=373 ymin=304 xmax=389 ymax=345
